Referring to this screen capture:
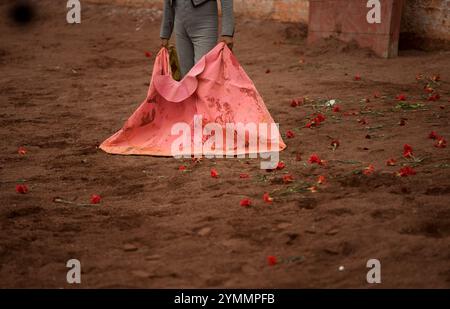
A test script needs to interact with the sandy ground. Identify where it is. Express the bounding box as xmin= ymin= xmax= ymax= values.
xmin=0 ymin=1 xmax=449 ymax=288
